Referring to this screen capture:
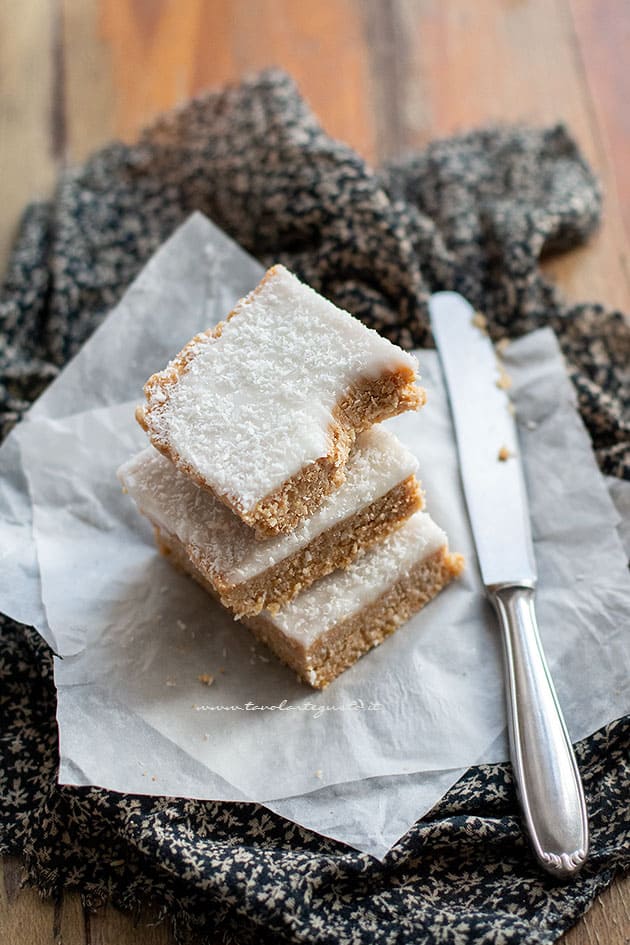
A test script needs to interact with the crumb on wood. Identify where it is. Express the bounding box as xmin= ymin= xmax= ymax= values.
xmin=165 ymin=678 xmax=176 ymax=687
xmin=177 ymin=619 xmax=187 ymax=630
xmin=198 ymin=673 xmax=214 ymax=687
